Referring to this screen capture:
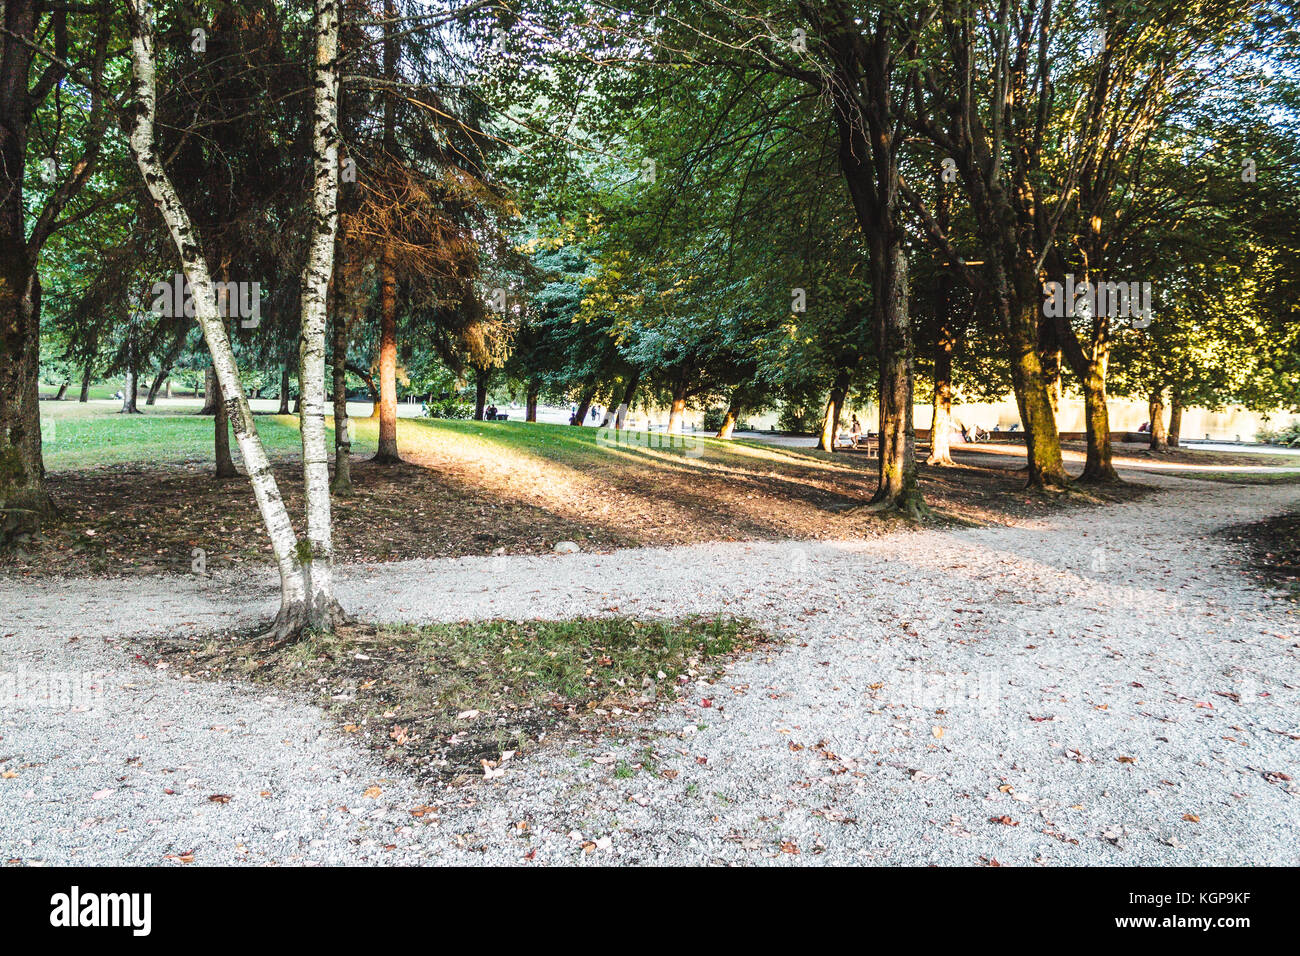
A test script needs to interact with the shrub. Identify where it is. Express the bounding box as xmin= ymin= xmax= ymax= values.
xmin=422 ymin=396 xmax=473 ymax=419
xmin=777 ymin=402 xmax=821 ymax=434
xmin=1257 ymin=420 xmax=1300 ymax=446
